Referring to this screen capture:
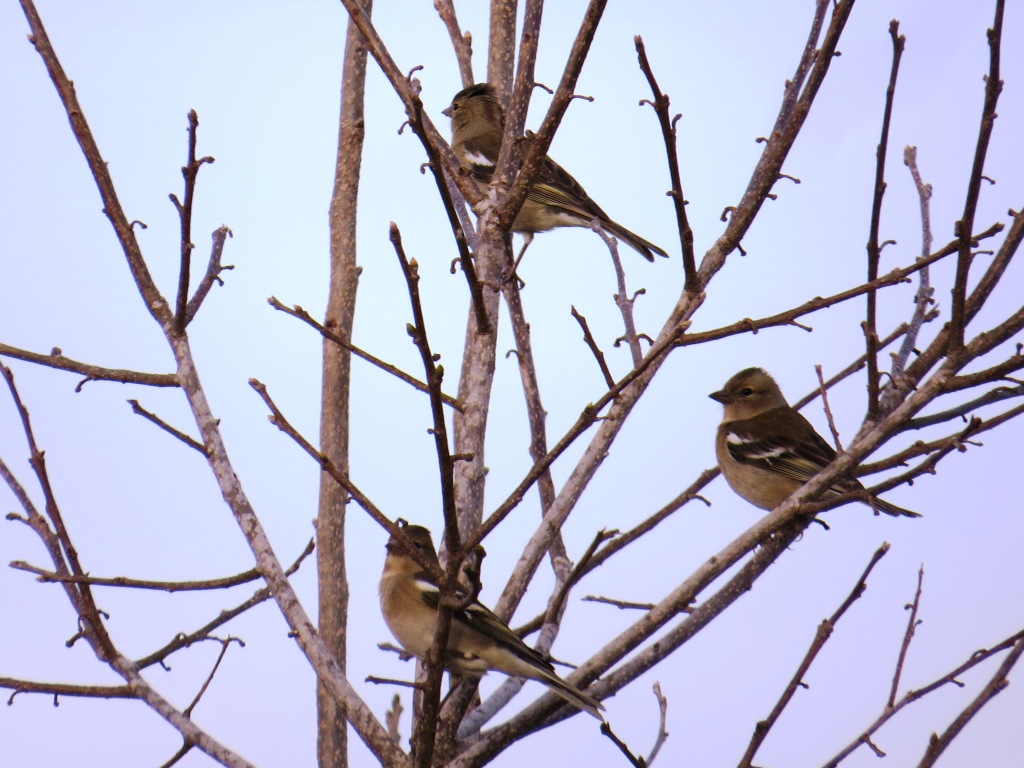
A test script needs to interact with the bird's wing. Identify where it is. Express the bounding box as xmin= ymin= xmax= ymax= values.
xmin=412 ymin=573 xmax=553 ymax=670
xmin=457 ymin=139 xmax=498 ymax=184
xmin=528 ymin=157 xmax=610 ymax=223
xmin=725 ymin=408 xmax=839 ymax=485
